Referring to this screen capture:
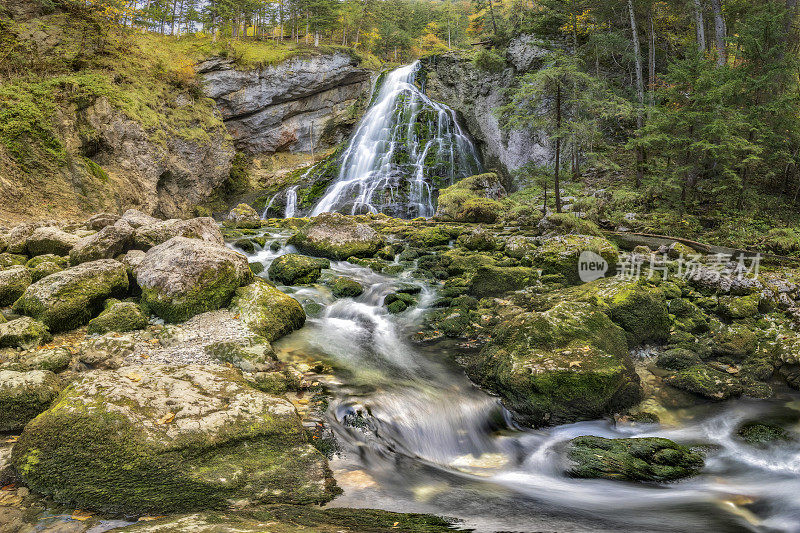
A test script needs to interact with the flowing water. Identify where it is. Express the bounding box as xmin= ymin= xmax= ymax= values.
xmin=244 ymin=233 xmax=800 ymax=533
xmin=311 ymin=62 xmax=482 ymax=218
